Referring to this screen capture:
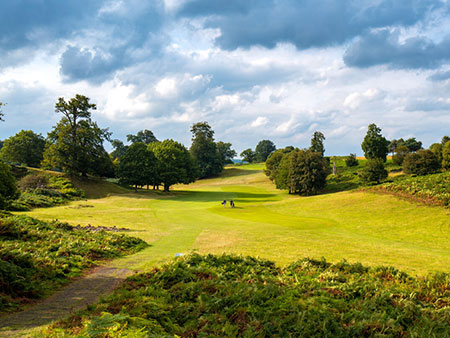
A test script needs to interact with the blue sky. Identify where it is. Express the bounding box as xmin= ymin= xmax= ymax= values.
xmin=1 ymin=0 xmax=450 ymax=155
